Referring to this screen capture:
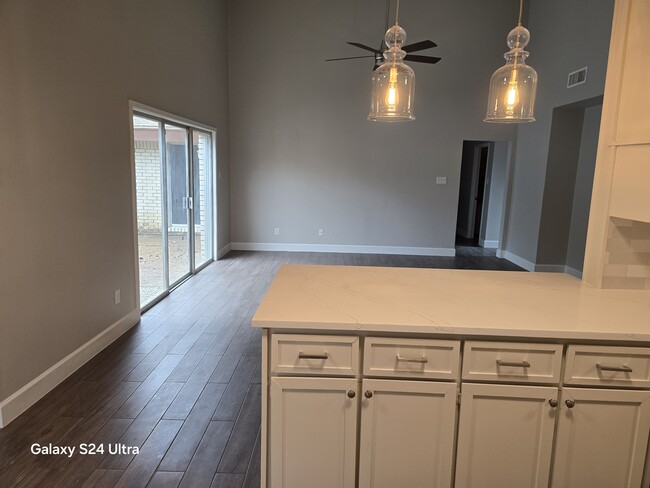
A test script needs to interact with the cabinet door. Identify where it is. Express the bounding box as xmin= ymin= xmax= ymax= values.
xmin=269 ymin=377 xmax=358 ymax=488
xmin=358 ymin=379 xmax=457 ymax=488
xmin=551 ymin=388 xmax=650 ymax=488
xmin=454 ymin=383 xmax=558 ymax=488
